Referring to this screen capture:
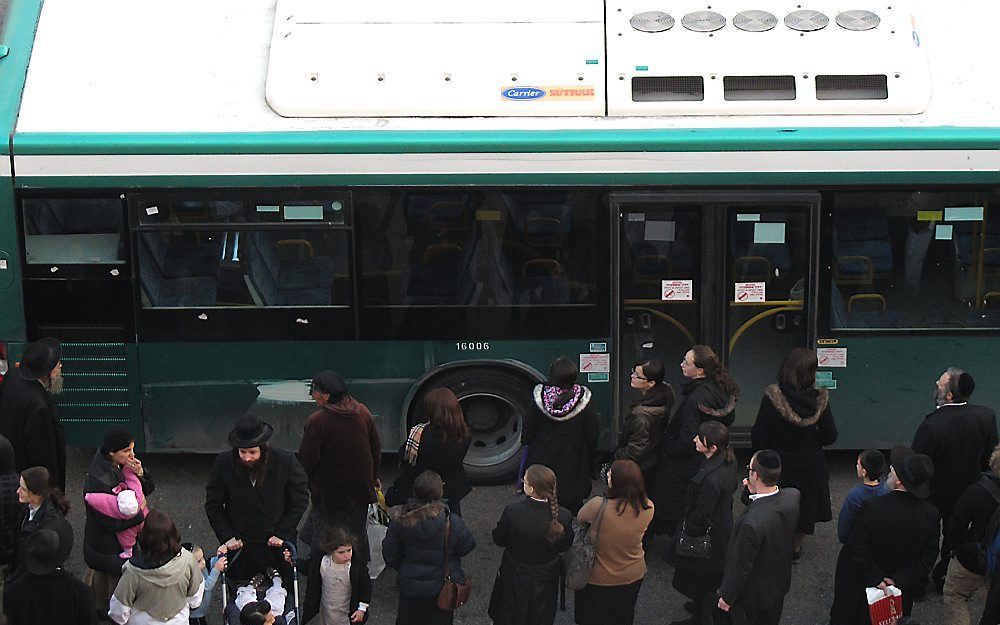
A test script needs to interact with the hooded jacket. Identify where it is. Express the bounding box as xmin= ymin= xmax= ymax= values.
xmin=751 ymin=384 xmax=838 ymax=493
xmin=523 ymin=384 xmax=599 ymax=513
xmin=382 ymin=501 xmax=476 ymax=598
xmin=615 ymin=385 xmax=674 ymax=471
xmin=83 ymin=451 xmax=153 ymax=574
xmin=298 ymin=395 xmax=382 ymax=511
xmin=652 ymin=377 xmax=735 ymax=524
xmin=109 ymin=549 xmax=204 ymax=624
